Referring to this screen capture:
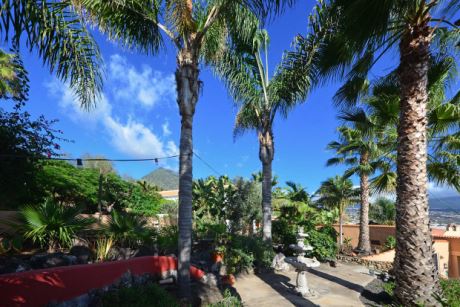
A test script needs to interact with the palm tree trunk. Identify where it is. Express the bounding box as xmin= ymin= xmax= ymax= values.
xmin=357 ymin=152 xmax=371 ymax=254
xmin=394 ymin=22 xmax=440 ymax=306
xmin=339 ymin=207 xmax=343 ymax=250
xmin=176 ymin=48 xmax=199 ymax=300
xmin=258 ymin=130 xmax=274 ymax=241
